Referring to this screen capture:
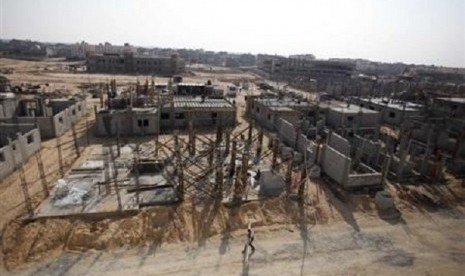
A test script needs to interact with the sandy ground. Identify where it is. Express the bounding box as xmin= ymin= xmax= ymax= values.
xmin=1 ymin=58 xmax=464 ymax=275
xmin=10 ymin=207 xmax=465 ymax=276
